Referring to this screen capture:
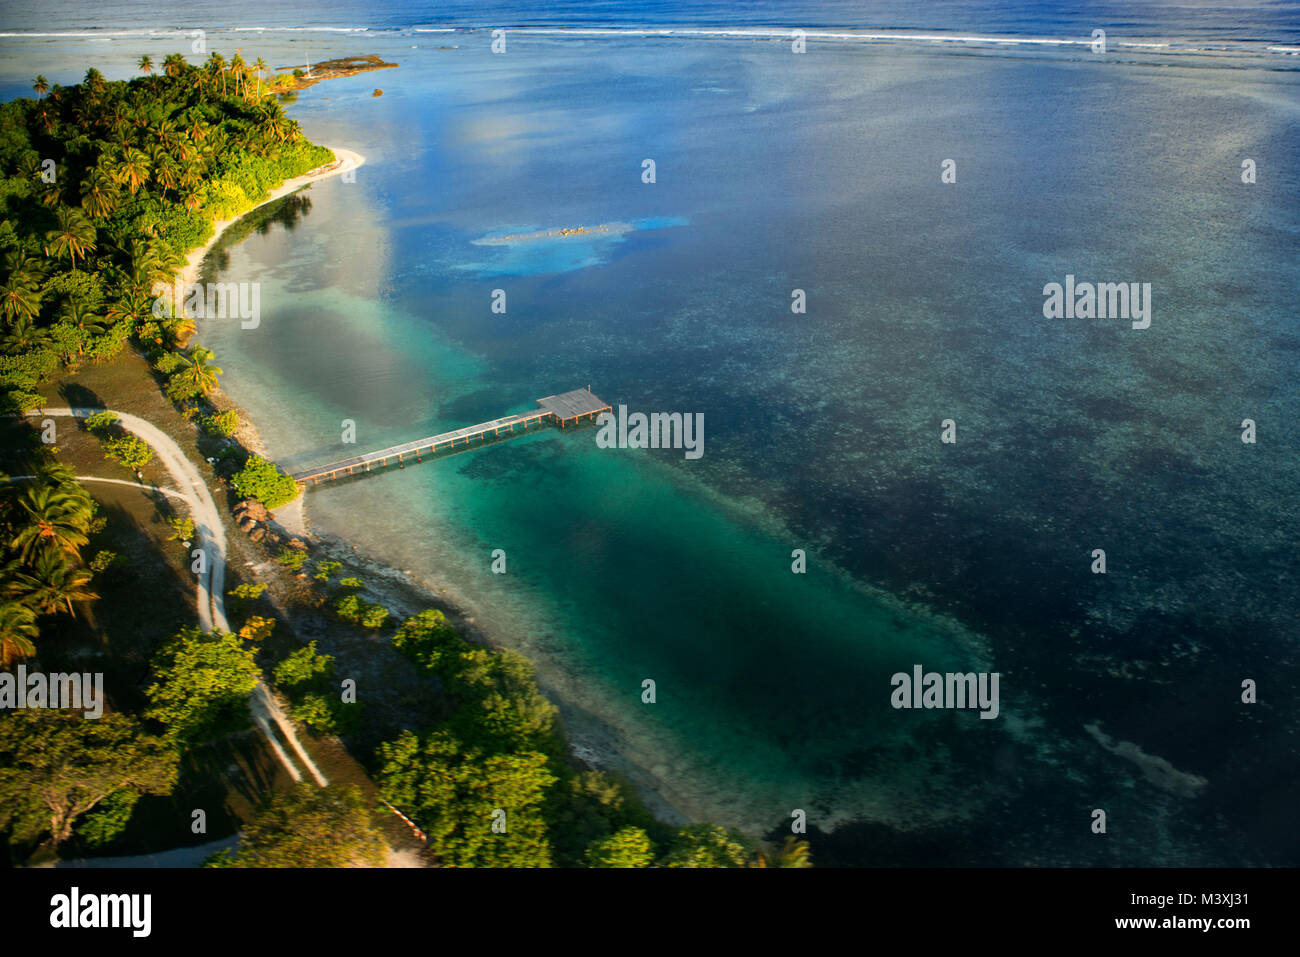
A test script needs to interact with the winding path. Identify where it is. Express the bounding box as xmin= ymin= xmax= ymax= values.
xmin=22 ymin=408 xmax=327 ymax=787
